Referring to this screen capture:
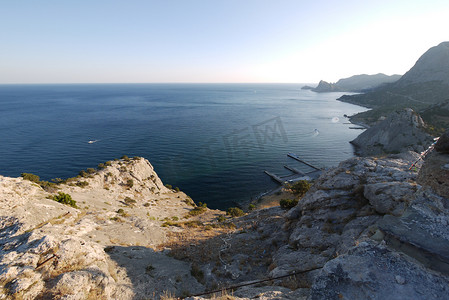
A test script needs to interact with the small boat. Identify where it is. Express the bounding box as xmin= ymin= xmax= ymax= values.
xmin=88 ymin=140 xmax=98 ymax=144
